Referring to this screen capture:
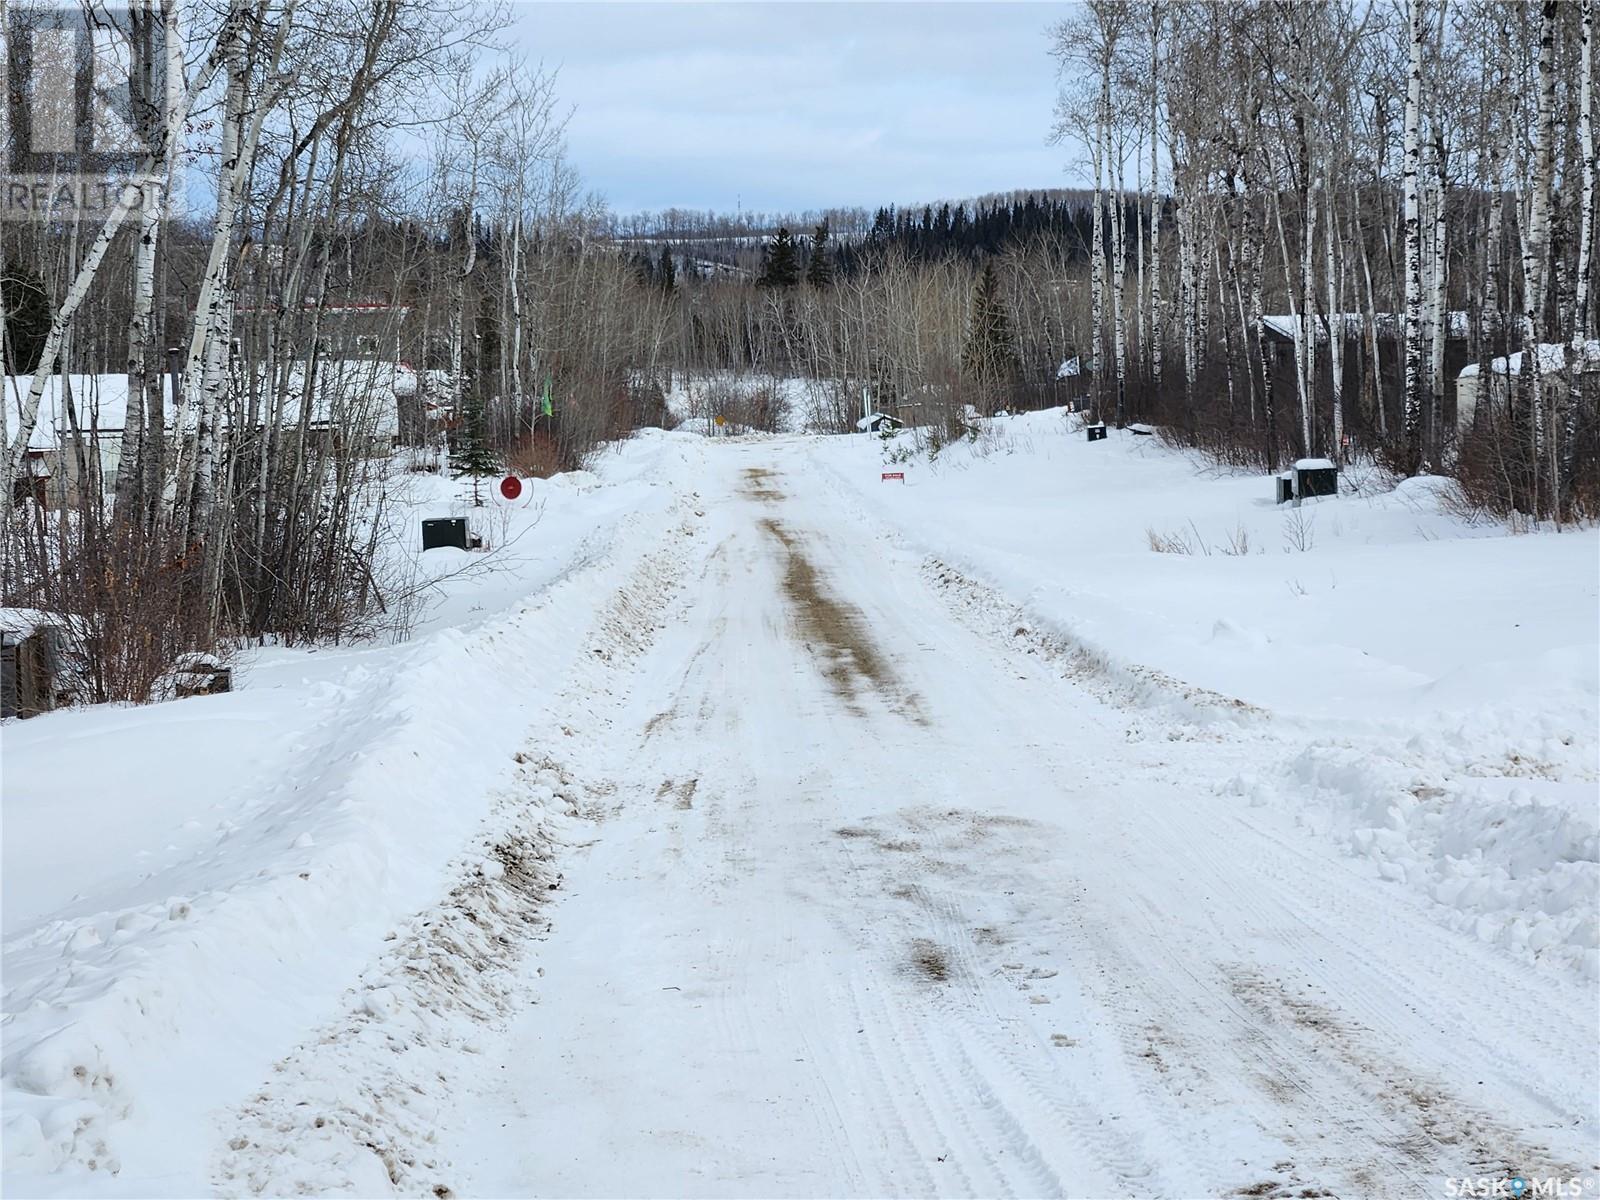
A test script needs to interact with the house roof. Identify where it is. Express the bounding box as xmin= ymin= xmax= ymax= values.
xmin=5 ymin=361 xmax=414 ymax=448
xmin=856 ymin=412 xmax=901 ymax=431
xmin=1457 ymin=341 xmax=1600 ymax=379
xmin=1261 ymin=311 xmax=1472 ymax=343
xmin=3 ymin=375 xmax=134 ymax=449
